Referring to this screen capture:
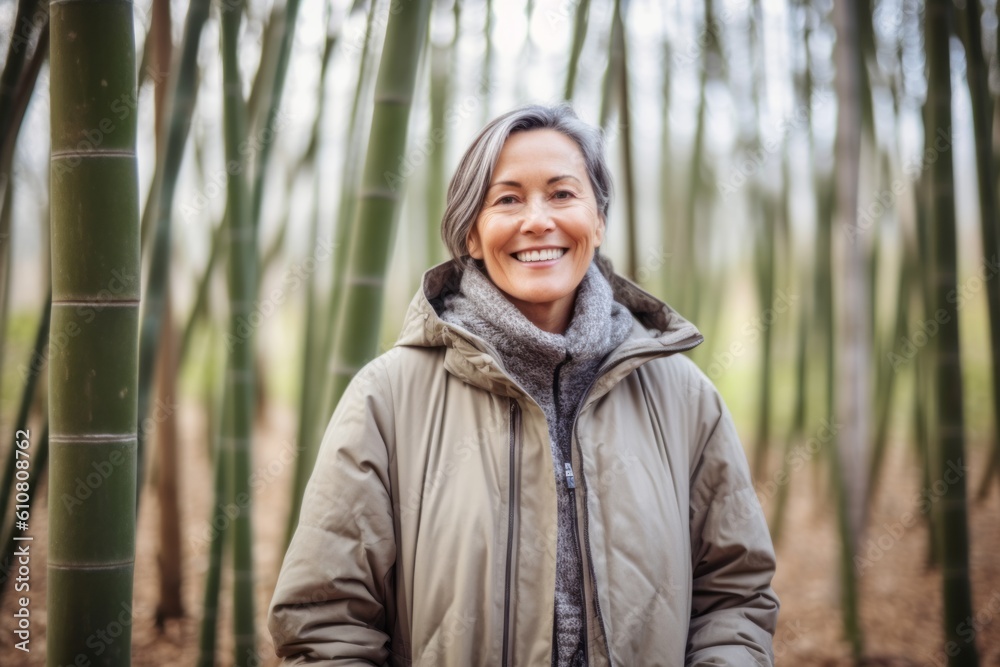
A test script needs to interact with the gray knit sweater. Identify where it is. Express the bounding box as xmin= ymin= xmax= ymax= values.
xmin=440 ymin=259 xmax=633 ymax=666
